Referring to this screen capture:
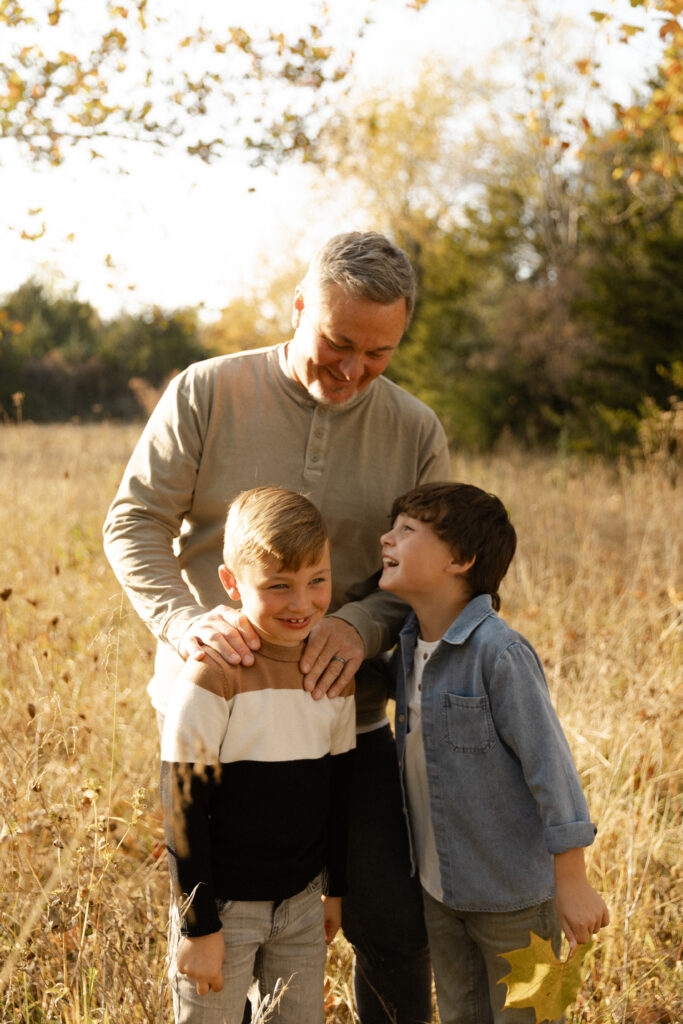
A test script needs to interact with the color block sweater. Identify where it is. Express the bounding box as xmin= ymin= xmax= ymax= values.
xmin=160 ymin=639 xmax=356 ymax=937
